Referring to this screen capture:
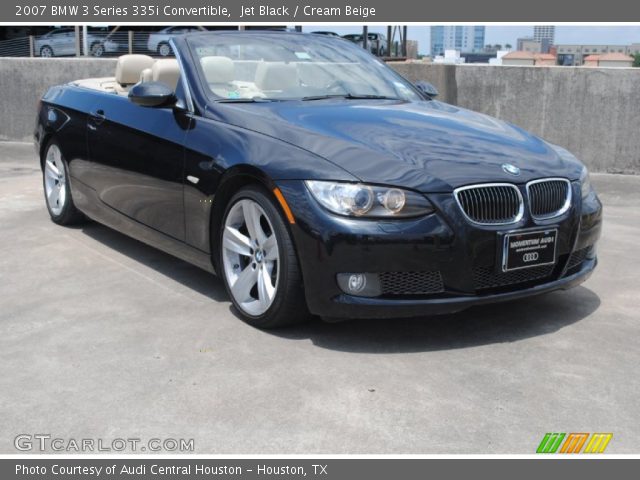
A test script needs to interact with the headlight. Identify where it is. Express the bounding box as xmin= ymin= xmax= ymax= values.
xmin=305 ymin=181 xmax=434 ymax=218
xmin=580 ymin=166 xmax=593 ymax=199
